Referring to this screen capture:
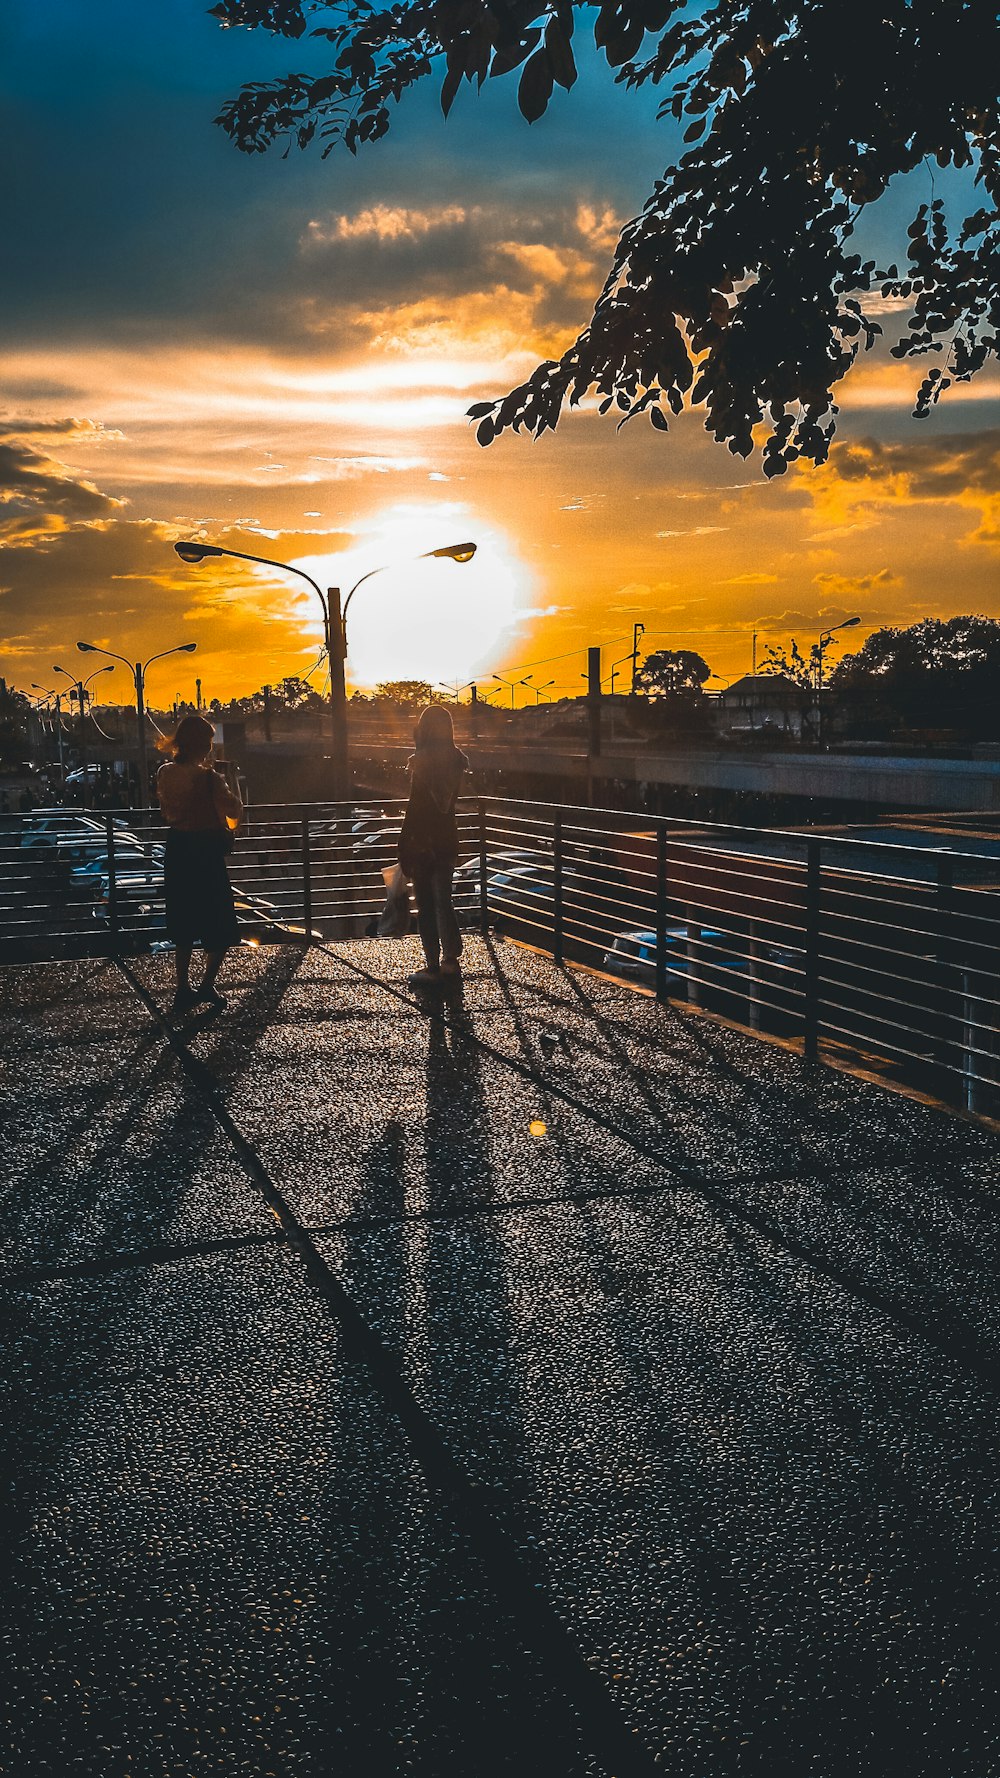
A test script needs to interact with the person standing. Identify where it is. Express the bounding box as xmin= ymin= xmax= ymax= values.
xmin=398 ymin=705 xmax=468 ymax=988
xmin=156 ymin=714 xmax=243 ymax=1014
